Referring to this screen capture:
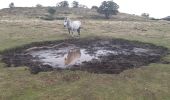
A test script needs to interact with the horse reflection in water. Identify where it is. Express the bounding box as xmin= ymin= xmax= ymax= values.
xmin=64 ymin=48 xmax=81 ymax=65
